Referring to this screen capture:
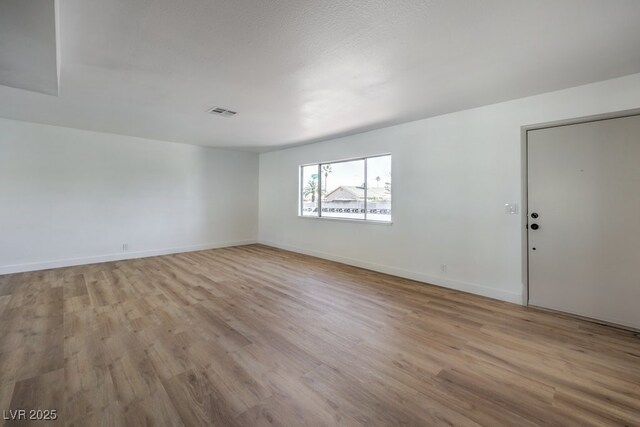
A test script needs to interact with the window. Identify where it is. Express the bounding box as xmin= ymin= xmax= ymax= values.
xmin=300 ymin=165 xmax=319 ymax=217
xmin=299 ymin=154 xmax=391 ymax=222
